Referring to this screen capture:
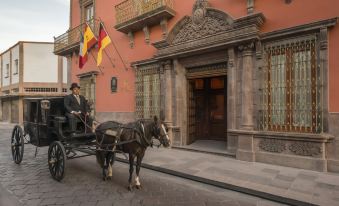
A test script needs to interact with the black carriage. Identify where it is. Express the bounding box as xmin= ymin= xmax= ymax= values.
xmin=11 ymin=97 xmax=97 ymax=181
